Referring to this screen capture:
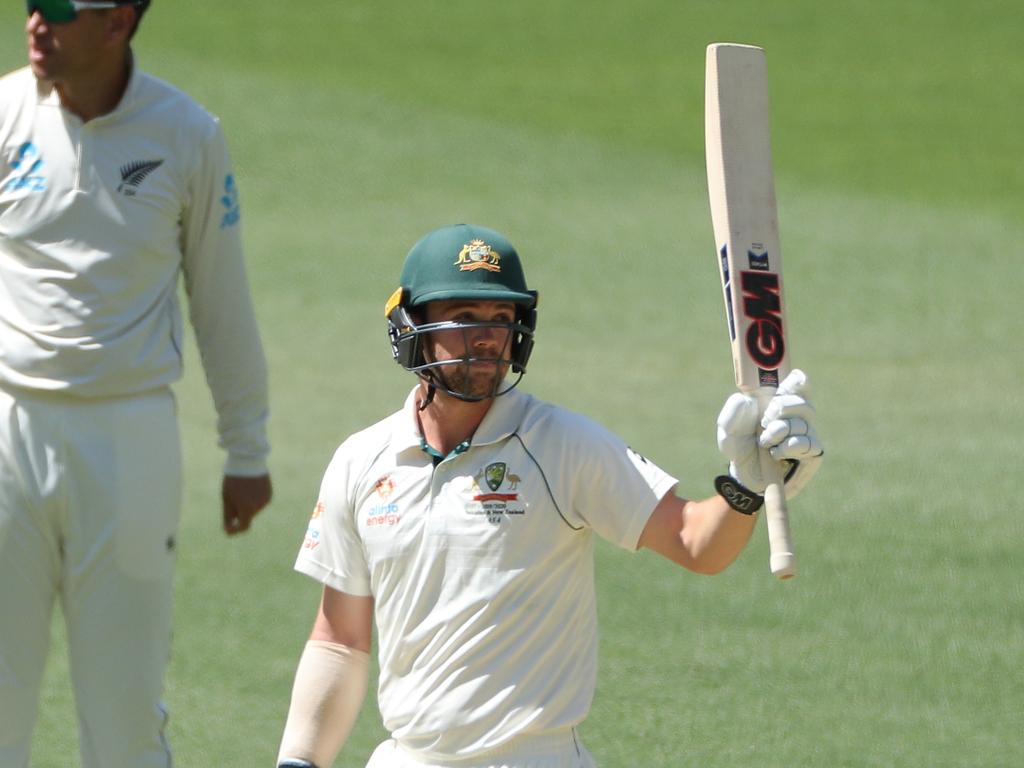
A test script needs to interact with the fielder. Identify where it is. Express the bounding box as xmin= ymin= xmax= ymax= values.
xmin=0 ymin=2 xmax=272 ymax=766
xmin=277 ymin=224 xmax=823 ymax=768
